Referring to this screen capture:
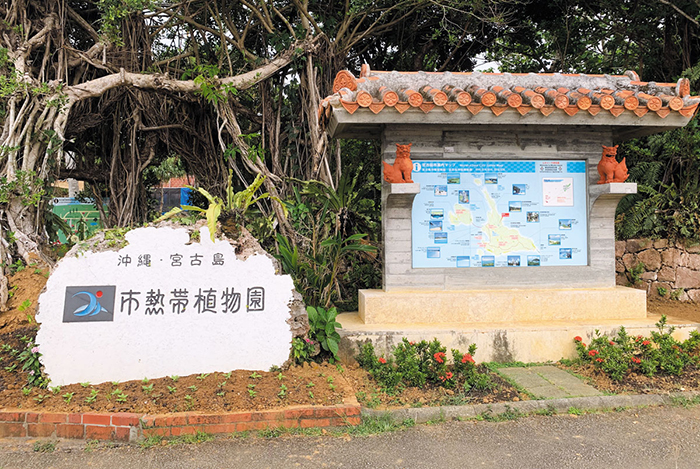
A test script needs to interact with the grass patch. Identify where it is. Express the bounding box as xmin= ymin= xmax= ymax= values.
xmin=140 ymin=430 xmax=214 ymax=448
xmin=83 ymin=439 xmax=100 ymax=453
xmin=532 ymin=405 xmax=557 ymax=416
xmin=33 ymin=440 xmax=57 ymax=453
xmin=258 ymin=426 xmax=324 ymax=438
xmin=139 ymin=435 xmax=164 ymax=449
xmin=670 ymin=395 xmax=700 ymax=408
xmin=568 ymin=406 xmax=585 ymax=415
xmin=338 ymin=414 xmax=415 ymax=436
xmin=480 ymin=405 xmax=524 ymax=422
xmin=425 ymin=411 xmax=446 ymax=425
xmin=170 ymin=431 xmax=214 ymax=445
